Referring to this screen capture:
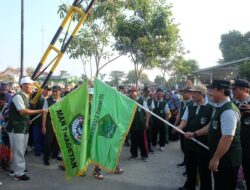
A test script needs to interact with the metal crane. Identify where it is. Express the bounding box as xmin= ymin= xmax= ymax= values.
xmin=31 ymin=0 xmax=96 ymax=104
